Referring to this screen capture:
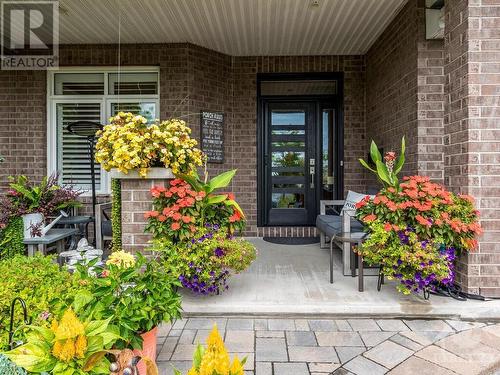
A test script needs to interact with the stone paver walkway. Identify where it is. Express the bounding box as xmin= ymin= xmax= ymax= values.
xmin=156 ymin=317 xmax=500 ymax=375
